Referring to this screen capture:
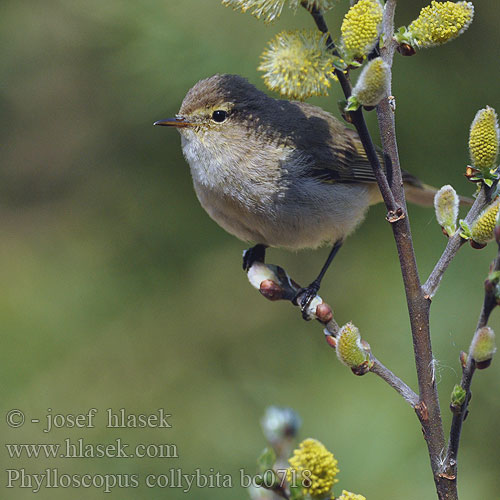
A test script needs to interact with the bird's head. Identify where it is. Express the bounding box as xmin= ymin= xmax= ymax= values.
xmin=154 ymin=74 xmax=270 ymax=141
